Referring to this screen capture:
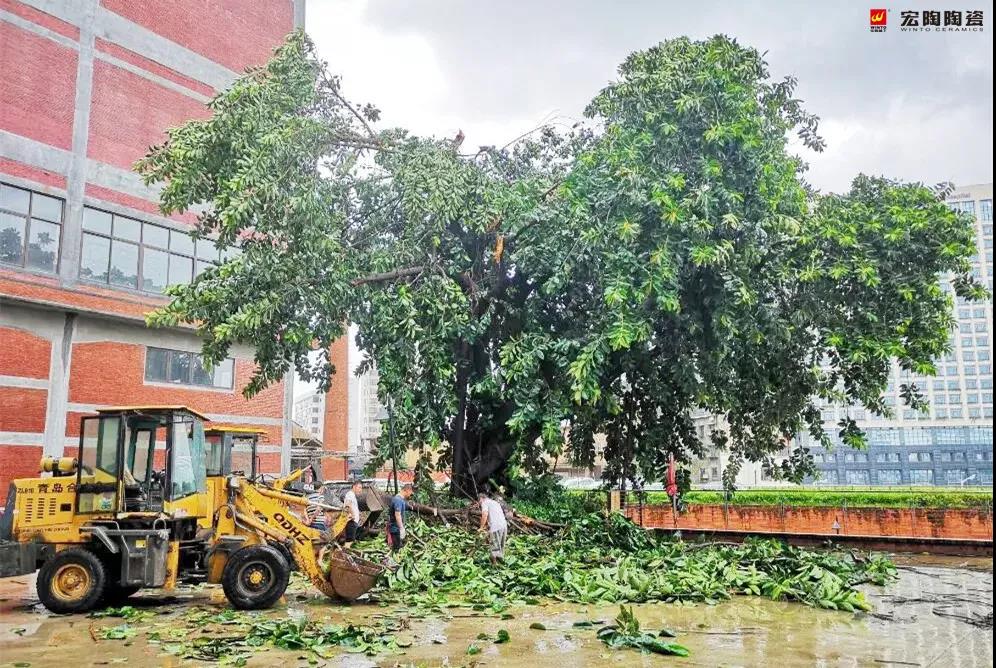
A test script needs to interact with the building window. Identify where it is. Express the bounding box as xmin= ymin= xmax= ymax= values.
xmin=878 ymin=469 xmax=901 ymax=485
xmin=944 ymin=469 xmax=968 ymax=485
xmin=981 ymin=199 xmax=993 ymax=222
xmin=869 ymin=428 xmax=901 ymax=446
xmin=909 ymin=469 xmax=934 ymax=484
xmin=952 ymin=200 xmax=976 ymax=216
xmin=145 ymin=347 xmax=235 ymax=390
xmin=903 ymin=428 xmax=932 ymax=446
xmin=908 ymin=451 xmax=932 ymax=463
xmin=845 ymin=470 xmax=870 ymax=485
xmin=0 ymin=182 xmax=63 ymax=274
xmin=818 ymin=470 xmax=838 ymax=484
xmin=80 ymin=206 xmax=225 ymax=293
